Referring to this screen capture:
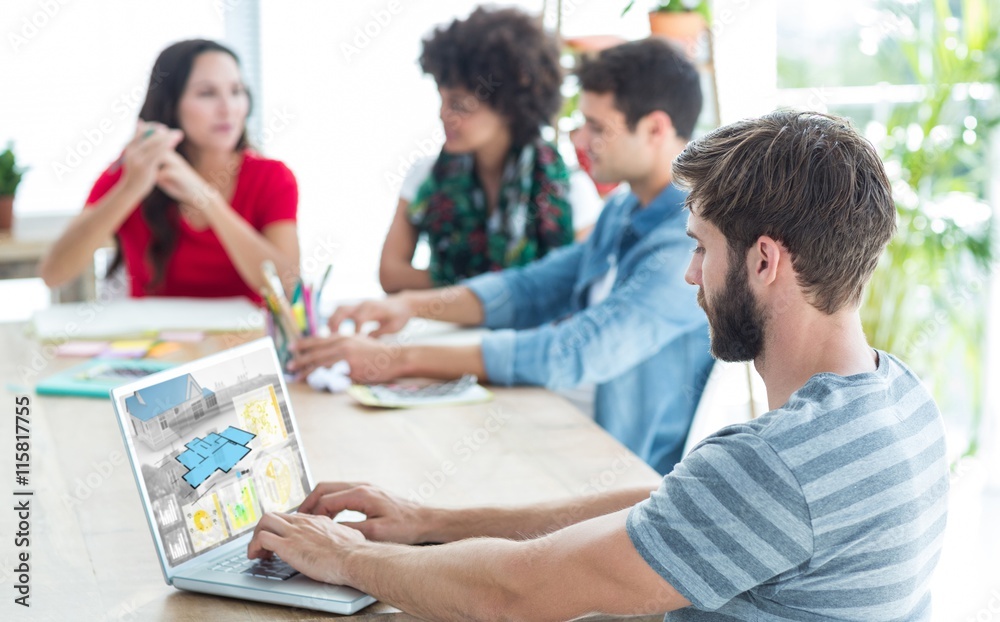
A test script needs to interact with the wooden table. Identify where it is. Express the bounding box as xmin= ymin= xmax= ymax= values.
xmin=0 ymin=323 xmax=663 ymax=621
xmin=0 ymin=213 xmax=97 ymax=303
